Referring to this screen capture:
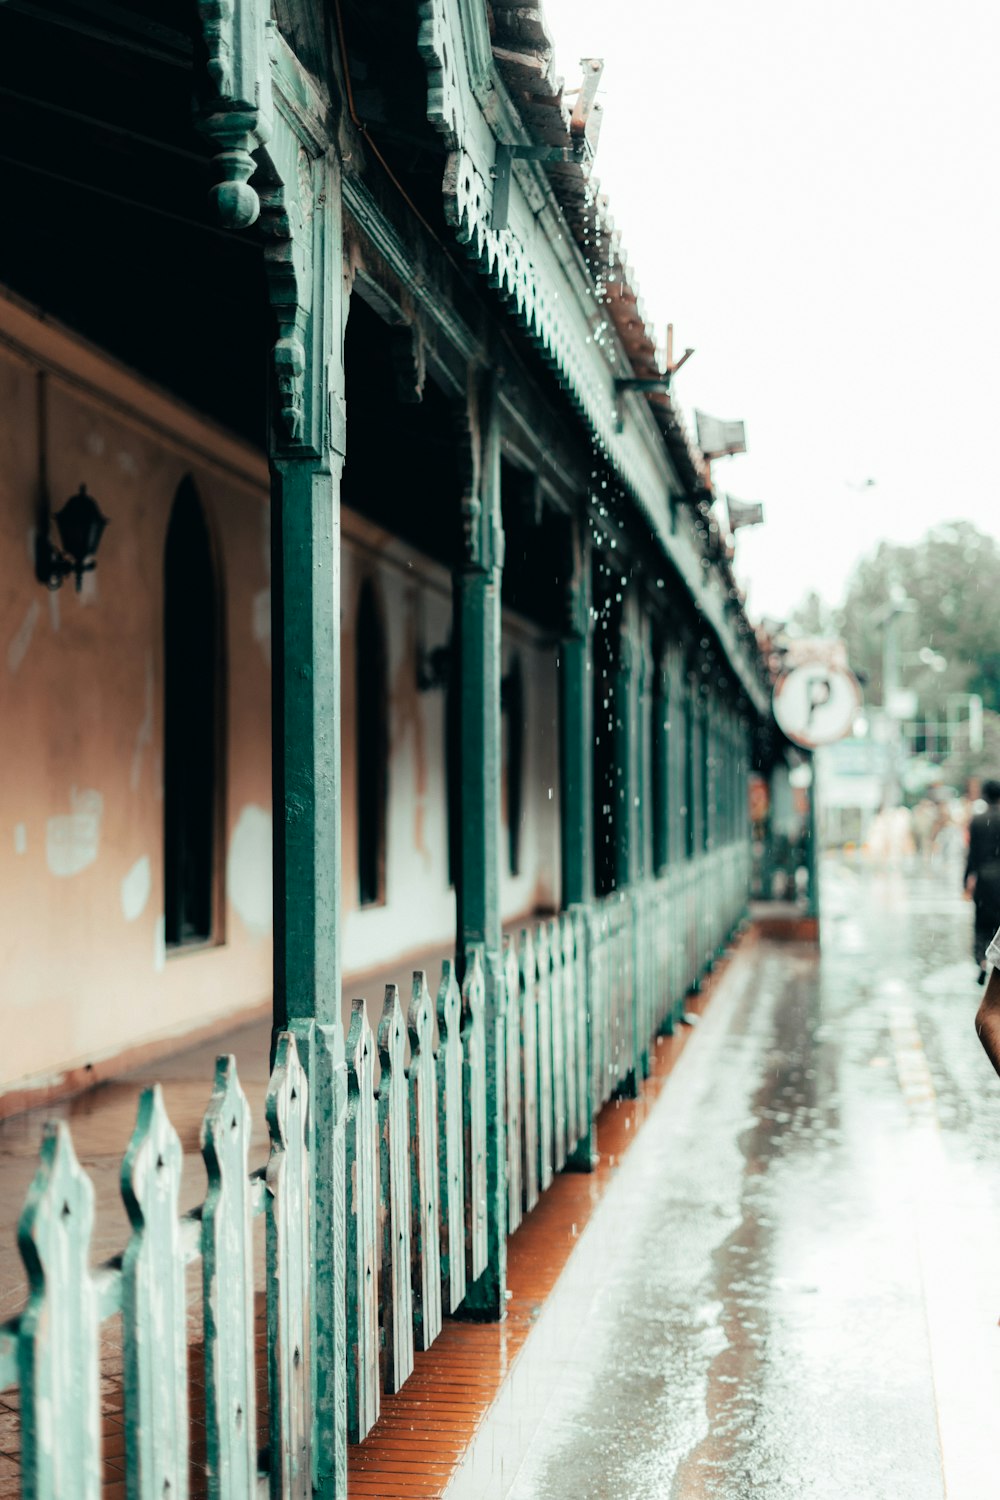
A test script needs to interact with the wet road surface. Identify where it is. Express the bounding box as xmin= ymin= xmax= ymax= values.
xmin=448 ymin=861 xmax=1000 ymax=1499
